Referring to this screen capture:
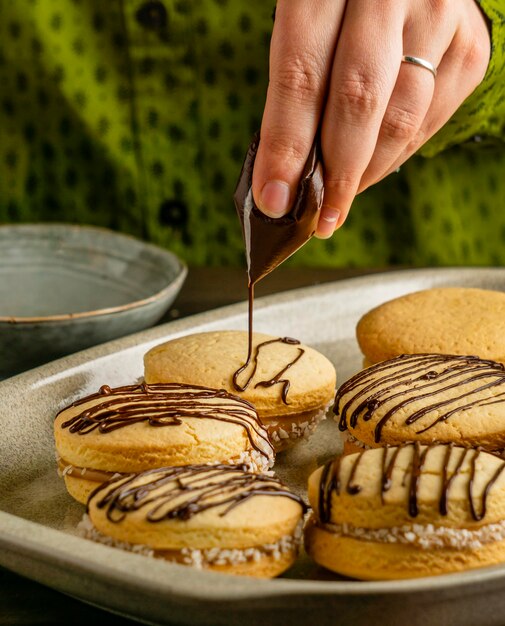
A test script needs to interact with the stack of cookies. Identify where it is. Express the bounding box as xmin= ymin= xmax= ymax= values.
xmin=305 ymin=443 xmax=505 ymax=579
